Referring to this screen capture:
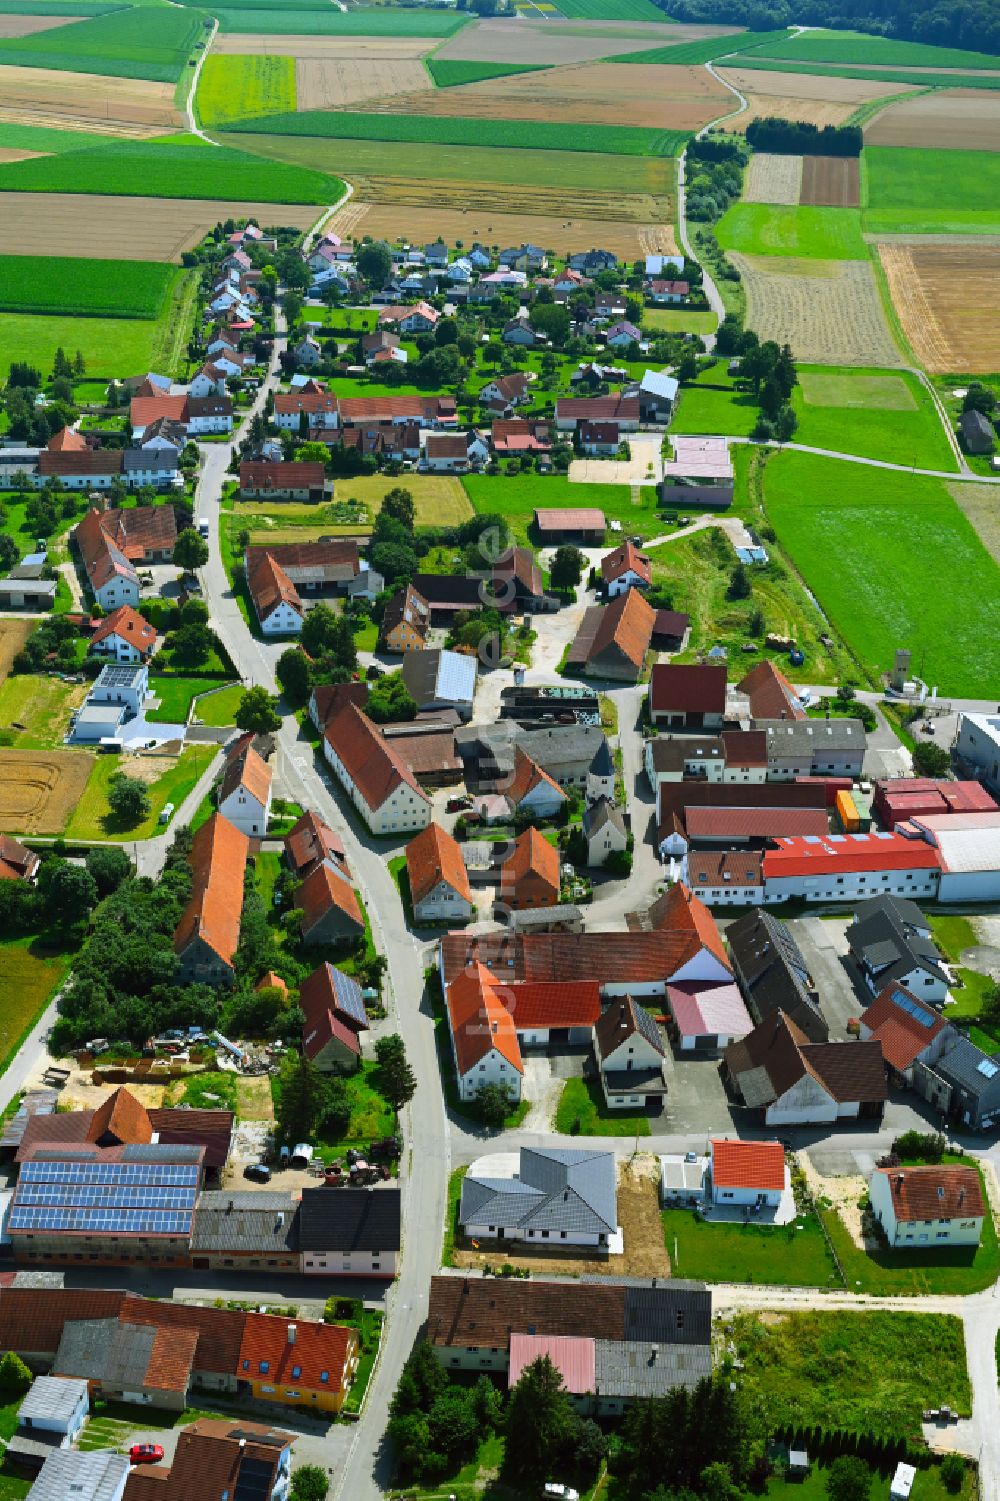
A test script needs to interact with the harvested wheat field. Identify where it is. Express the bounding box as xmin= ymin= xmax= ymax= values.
xmin=296 ymin=56 xmax=433 ymax=110
xmin=0 ymin=620 xmax=33 ymax=684
xmin=434 ymin=15 xmax=728 ymax=65
xmin=866 ymin=89 xmax=1000 ymax=151
xmin=948 ymin=481 xmax=1000 ymax=565
xmin=0 ymin=147 xmax=45 ymax=164
xmin=329 ymin=194 xmax=677 ymax=259
xmin=0 ymin=65 xmax=180 ymax=137
xmin=743 ymin=151 xmax=802 ymax=204
xmin=332 ymin=171 xmax=673 ymax=228
xmin=213 ymin=34 xmax=434 ymax=58
xmin=719 ymin=66 xmax=916 ymax=131
xmin=800 ymin=154 xmax=860 ymax=206
xmin=375 ymin=62 xmax=731 ymax=130
xmin=879 ymin=240 xmax=1000 ymax=372
xmin=0 ymin=14 xmax=85 ymax=36
xmin=0 ymin=192 xmax=320 ymax=261
xmin=0 ymin=748 xmax=94 ymax=835
xmin=734 ymin=252 xmax=903 ymax=367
